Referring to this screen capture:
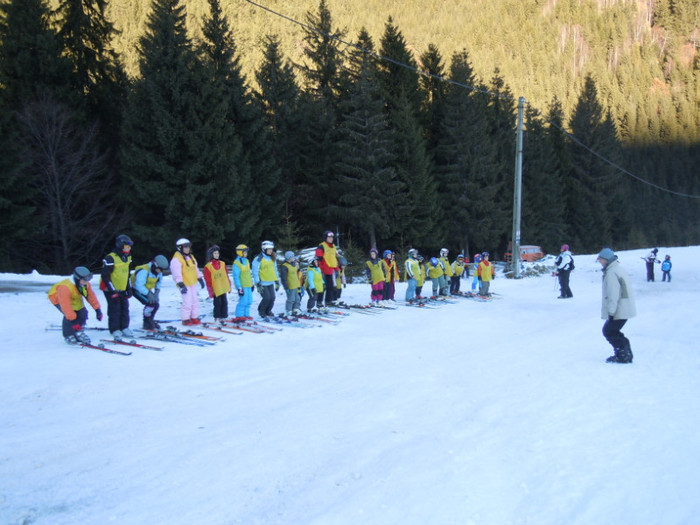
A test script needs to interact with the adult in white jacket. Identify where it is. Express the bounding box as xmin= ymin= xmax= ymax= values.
xmin=597 ymin=248 xmax=636 ymax=363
